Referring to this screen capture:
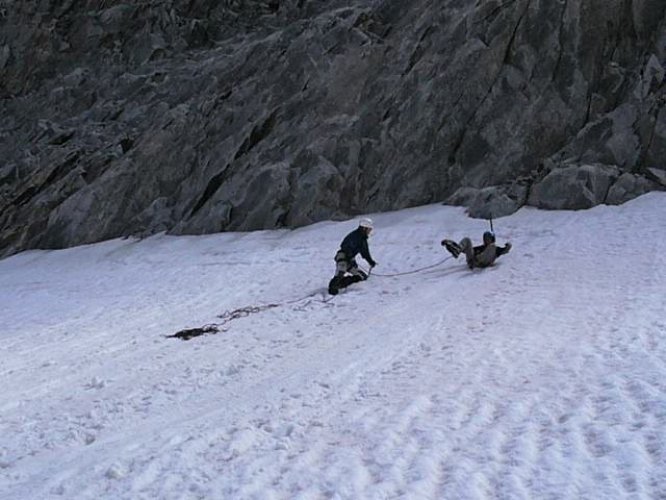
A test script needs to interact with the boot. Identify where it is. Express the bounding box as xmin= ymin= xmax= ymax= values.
xmin=338 ymin=275 xmax=356 ymax=288
xmin=442 ymin=239 xmax=461 ymax=258
xmin=328 ymin=277 xmax=340 ymax=295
